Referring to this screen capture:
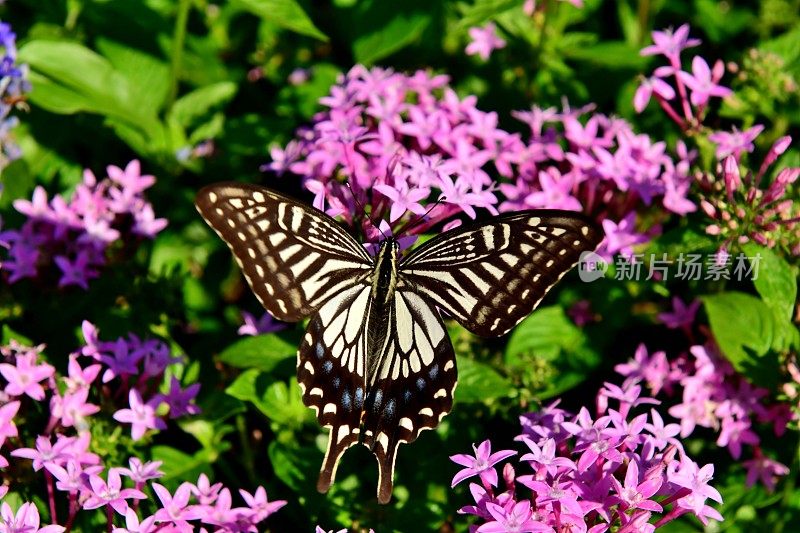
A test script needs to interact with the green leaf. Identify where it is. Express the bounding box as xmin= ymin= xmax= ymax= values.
xmin=95 ymin=38 xmax=171 ymax=115
xmin=19 ymin=40 xmax=159 ymax=134
xmin=169 ymin=82 xmax=237 ymax=129
xmin=351 ymin=6 xmax=432 ymax=65
xmin=455 ymin=357 xmax=514 ymax=403
xmin=457 ymin=0 xmax=520 ymax=29
xmin=742 ymin=243 xmax=797 ymax=321
xmin=268 ymin=439 xmax=321 ymax=492
xmin=225 ymin=370 xmax=311 ymax=429
xmin=235 ymin=0 xmax=328 ymax=41
xmin=1 ymin=325 xmax=33 ymax=346
xmin=565 ymin=41 xmax=648 ymax=69
xmin=151 ymin=445 xmax=212 ymax=484
xmin=217 ymin=332 xmax=299 ymax=372
xmin=505 ymin=306 xmax=583 ymax=361
xmin=702 ymin=292 xmax=775 ymax=371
